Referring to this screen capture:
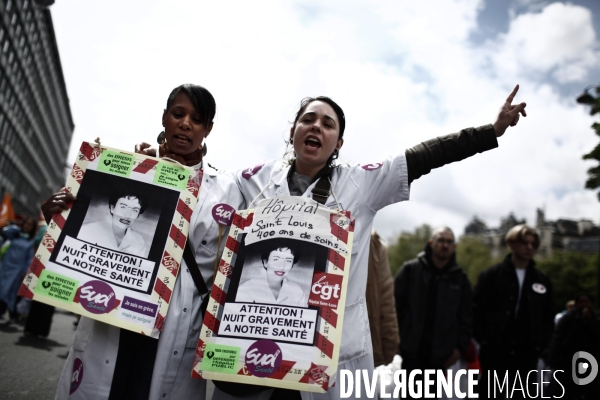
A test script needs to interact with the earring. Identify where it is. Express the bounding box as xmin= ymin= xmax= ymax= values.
xmin=332 ymin=149 xmax=339 ymax=160
xmin=202 ymin=143 xmax=207 ymax=157
xmin=157 ymin=131 xmax=165 ymax=144
xmin=289 ymin=138 xmax=293 ymax=144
